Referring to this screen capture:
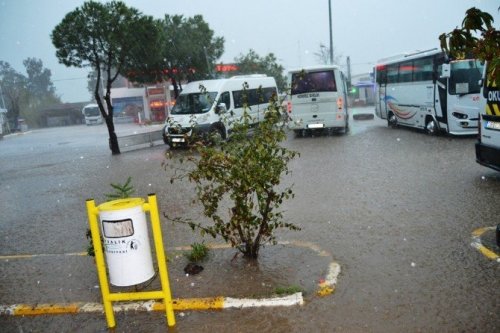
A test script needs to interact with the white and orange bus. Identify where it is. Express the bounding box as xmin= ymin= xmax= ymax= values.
xmin=374 ymin=48 xmax=484 ymax=135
